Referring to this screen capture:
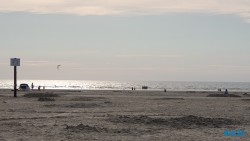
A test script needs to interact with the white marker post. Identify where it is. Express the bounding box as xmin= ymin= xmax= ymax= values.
xmin=10 ymin=58 xmax=20 ymax=97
